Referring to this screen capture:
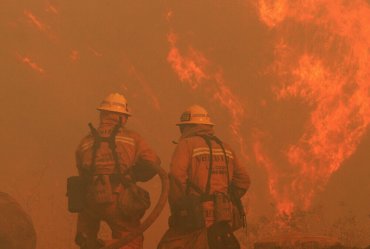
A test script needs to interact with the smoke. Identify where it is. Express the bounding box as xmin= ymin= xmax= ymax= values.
xmin=0 ymin=0 xmax=369 ymax=248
